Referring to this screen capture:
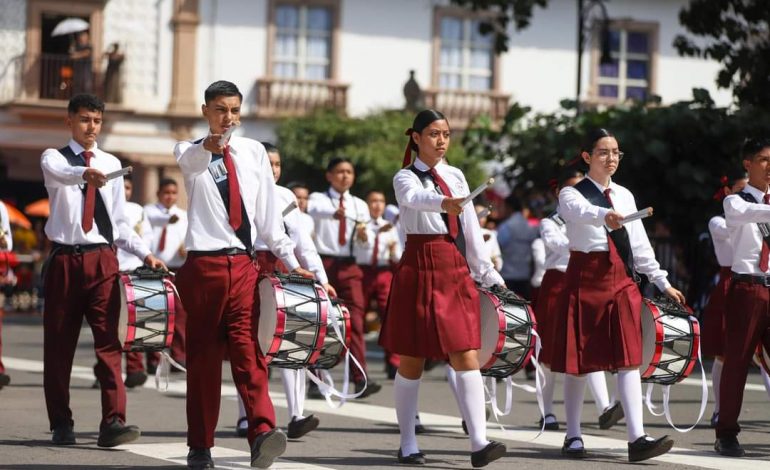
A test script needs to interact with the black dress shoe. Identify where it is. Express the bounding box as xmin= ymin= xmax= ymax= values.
xmin=235 ymin=417 xmax=248 ymax=438
xmin=287 ymin=415 xmax=320 ymax=439
xmin=385 ymin=363 xmax=398 ymax=380
xmin=187 ymin=447 xmax=215 ymax=469
xmin=0 ymin=372 xmax=10 ymax=389
xmin=124 ymin=371 xmax=148 ymax=388
xmin=538 ymin=413 xmax=560 ymax=431
xmin=715 ymin=436 xmax=745 ymax=457
xmin=307 ymin=382 xmax=324 ymax=399
xmin=471 ymin=440 xmax=506 ymax=467
xmin=628 ymin=435 xmax=674 ymax=462
xmin=355 ymin=380 xmax=382 ymax=398
xmin=250 ymin=428 xmax=287 ymax=468
xmin=97 ymin=417 xmax=141 ymax=447
xmin=561 ymin=436 xmax=587 ymax=458
xmin=51 ymin=424 xmax=76 ymax=445
xmin=598 ymin=401 xmax=624 ymax=429
xmin=397 ymin=448 xmax=426 ymax=465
